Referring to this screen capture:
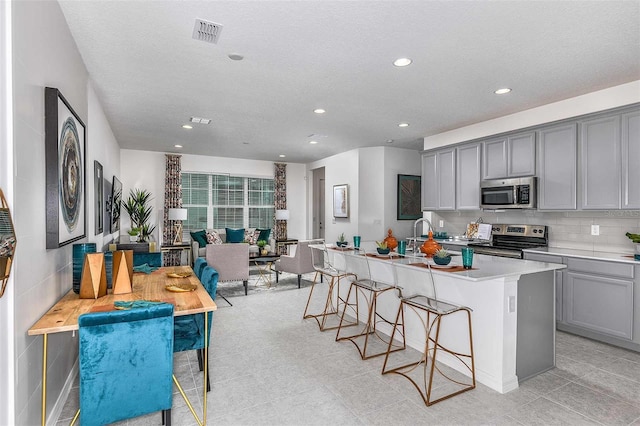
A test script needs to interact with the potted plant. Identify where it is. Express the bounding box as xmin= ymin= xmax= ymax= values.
xmin=336 ymin=233 xmax=348 ymax=248
xmin=433 ymin=248 xmax=452 ymax=265
xmin=123 ymin=189 xmax=156 ymax=242
xmin=127 ymin=227 xmax=140 ymax=242
xmin=257 ymin=239 xmax=268 ymax=255
xmin=625 ymin=232 xmax=640 ymax=260
xmin=376 ymin=241 xmax=390 ymax=255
